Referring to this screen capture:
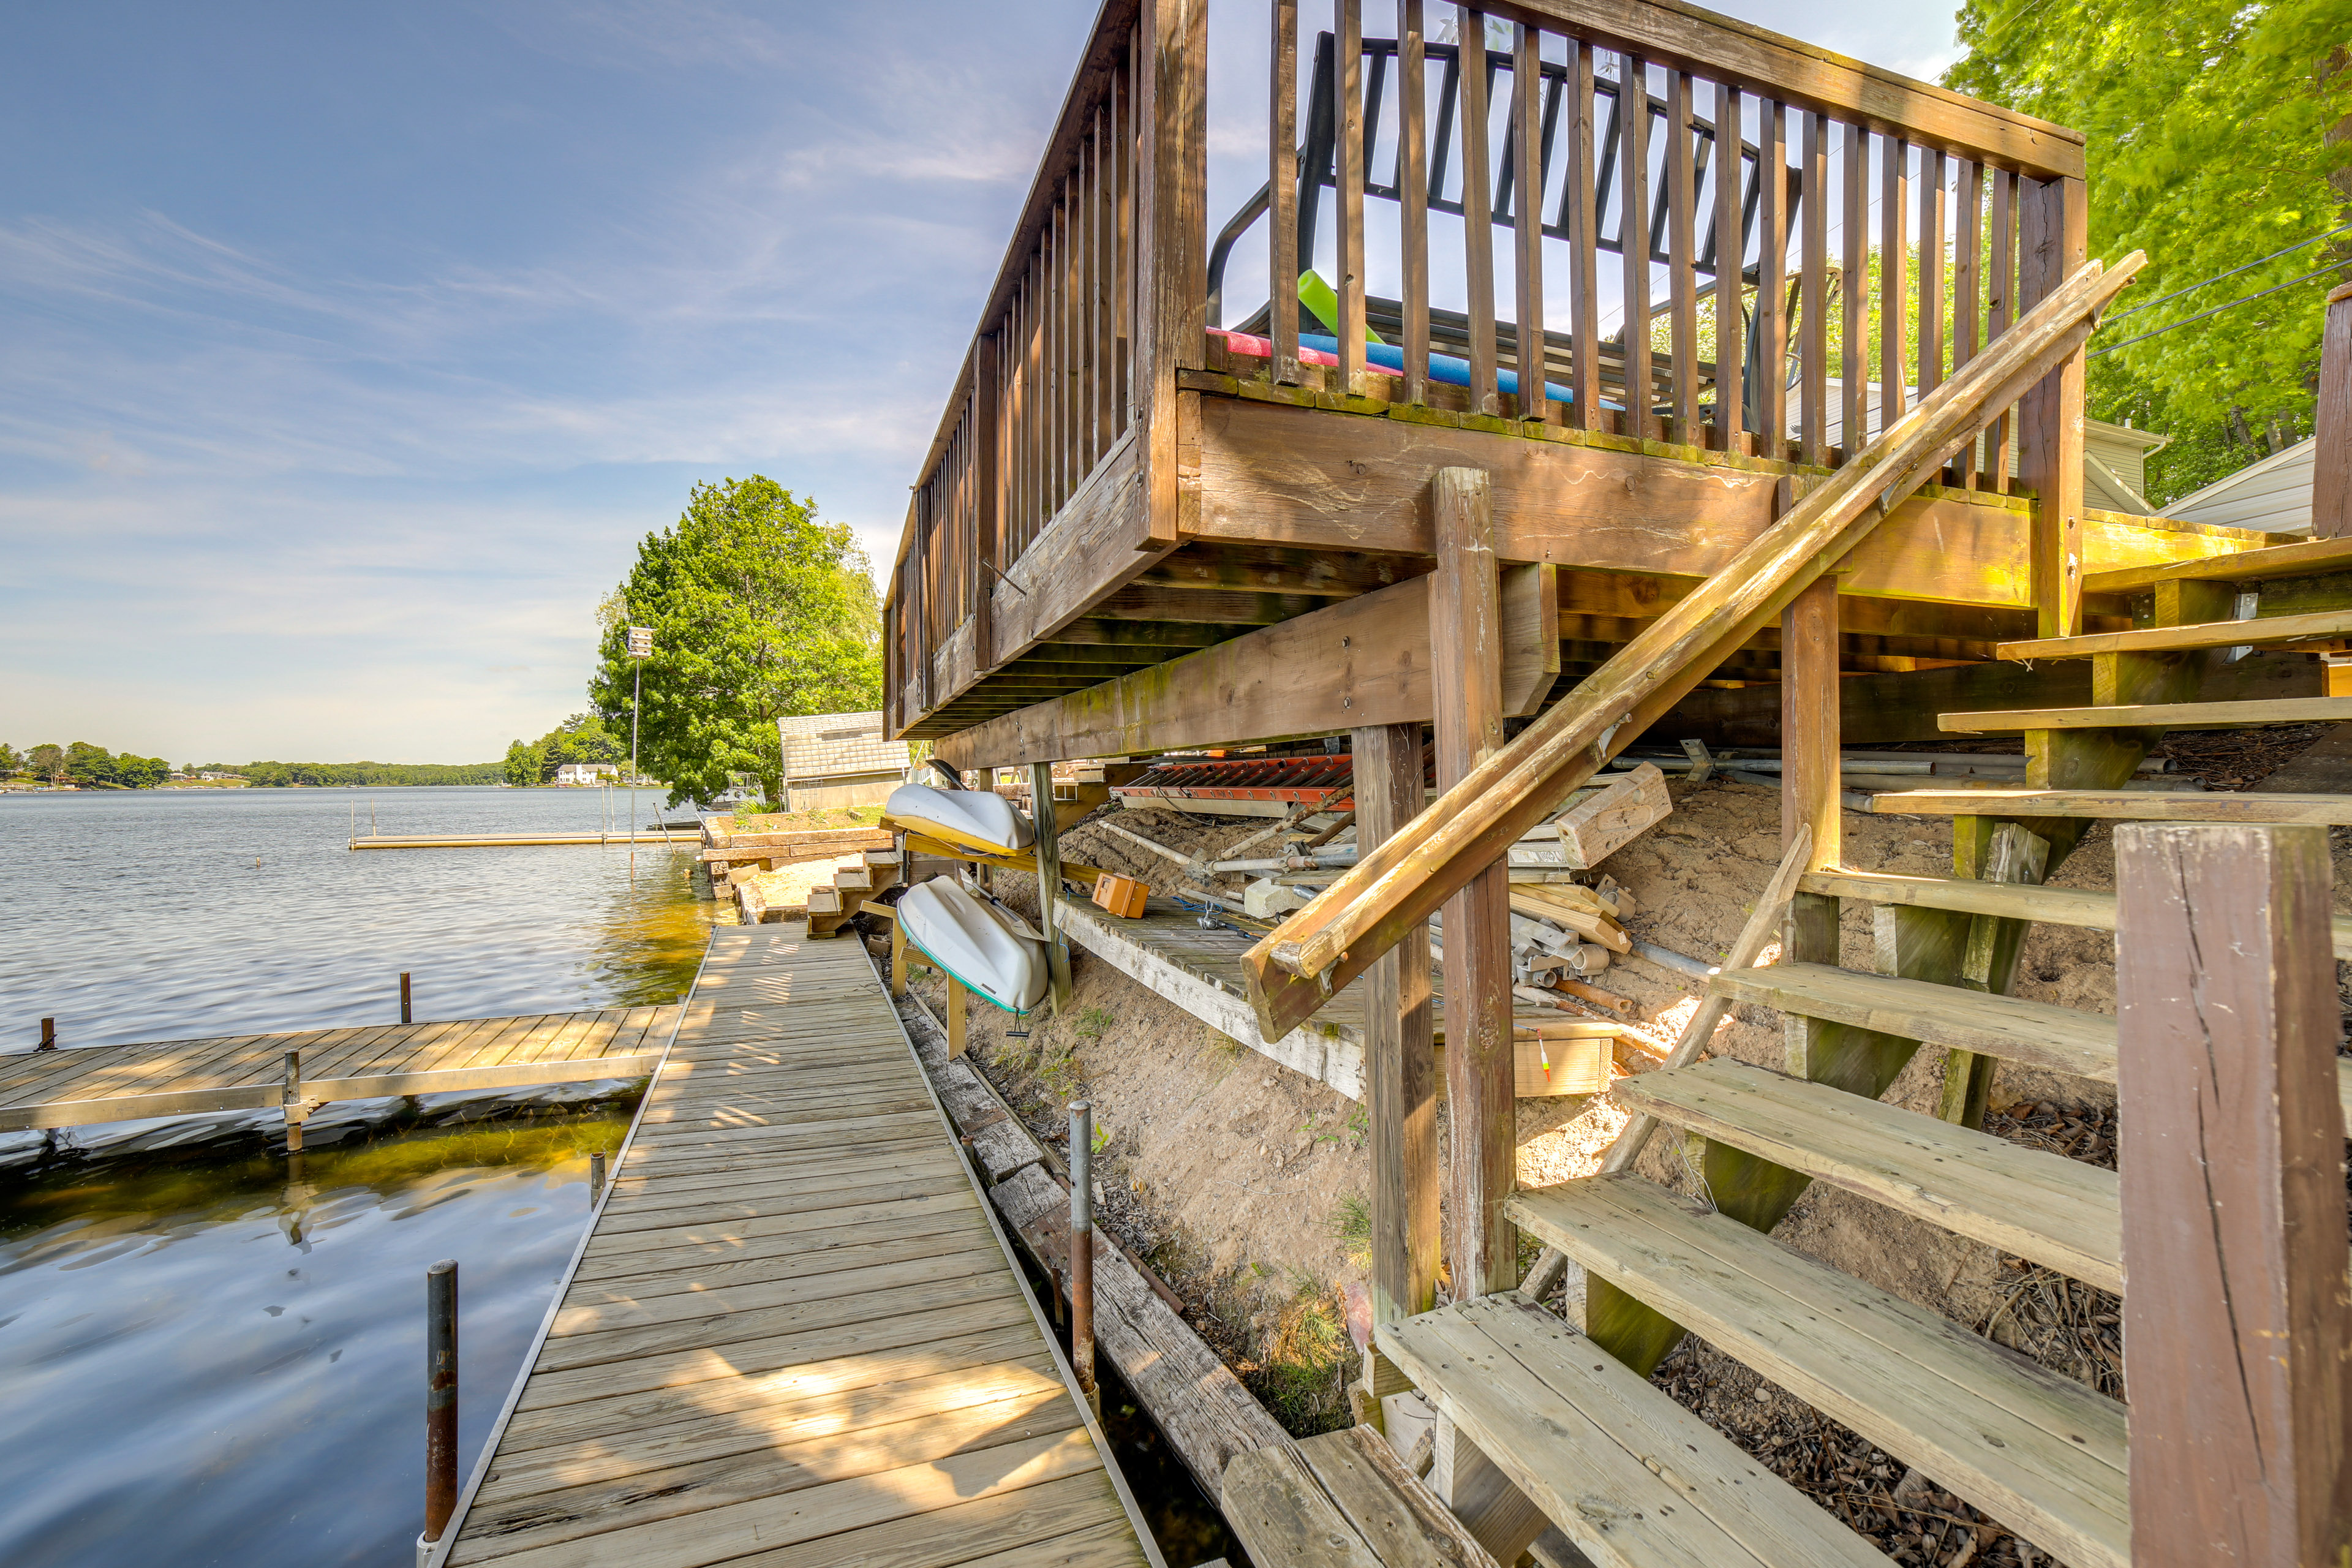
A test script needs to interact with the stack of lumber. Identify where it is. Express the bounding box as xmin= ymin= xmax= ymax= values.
xmin=699 ymin=814 xmax=894 ymax=867
xmin=1506 ymin=763 xmax=1672 ymax=871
